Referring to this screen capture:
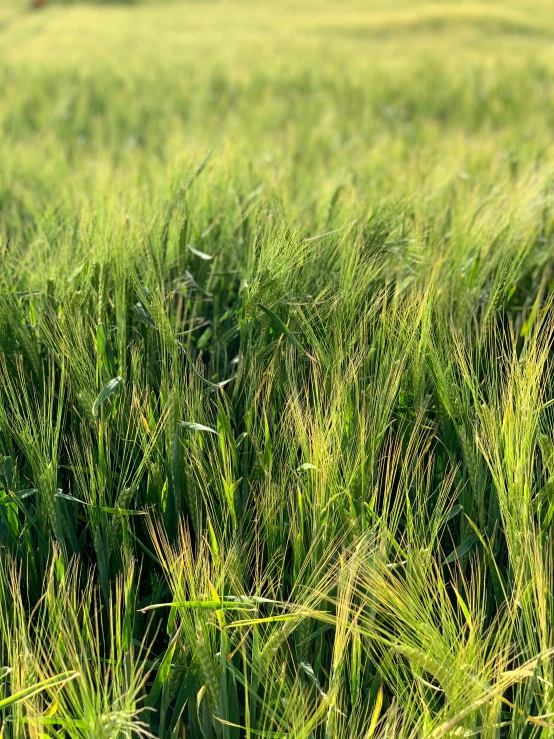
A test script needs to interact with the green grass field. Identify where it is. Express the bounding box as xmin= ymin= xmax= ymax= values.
xmin=2 ymin=0 xmax=554 ymax=736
